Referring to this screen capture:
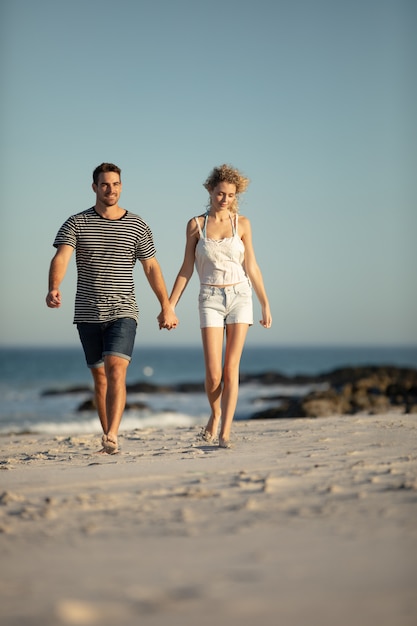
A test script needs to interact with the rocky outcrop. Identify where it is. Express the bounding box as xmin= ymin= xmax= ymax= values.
xmin=251 ymin=366 xmax=417 ymax=419
xmin=126 ymin=381 xmax=205 ymax=393
xmin=77 ymin=398 xmax=149 ymax=412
